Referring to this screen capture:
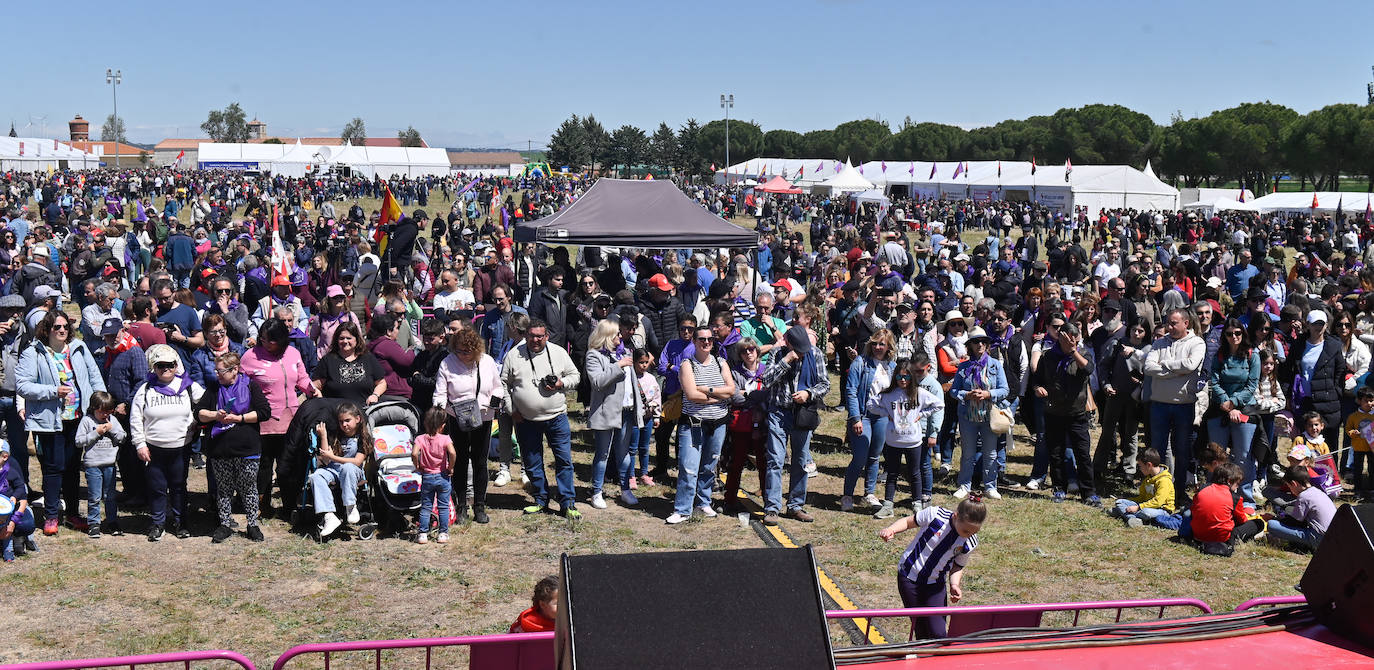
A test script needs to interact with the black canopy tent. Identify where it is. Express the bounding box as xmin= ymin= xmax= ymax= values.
xmin=512 ymin=179 xmax=759 ymax=248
